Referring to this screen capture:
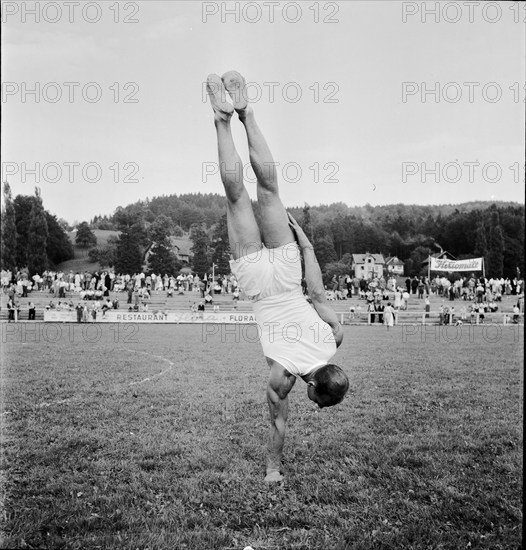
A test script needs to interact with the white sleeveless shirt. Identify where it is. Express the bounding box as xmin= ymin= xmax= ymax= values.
xmin=253 ymin=288 xmax=337 ymax=377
